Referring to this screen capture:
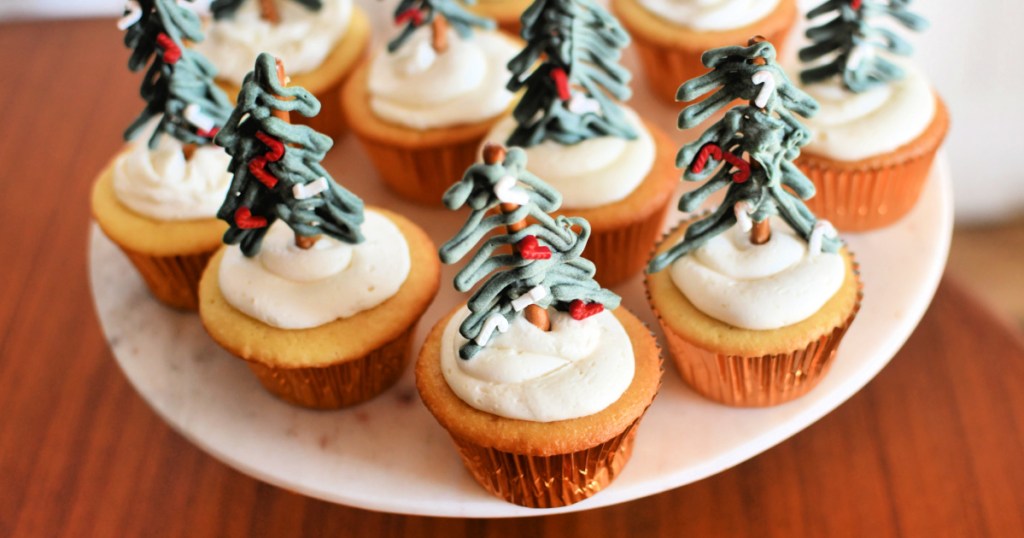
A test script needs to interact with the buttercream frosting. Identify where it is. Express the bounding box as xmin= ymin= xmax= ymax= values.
xmin=800 ymin=61 xmax=935 ymax=161
xmin=670 ymin=219 xmax=844 ymax=330
xmin=367 ymin=30 xmax=517 ymax=130
xmin=484 ymin=108 xmax=655 ymax=209
xmin=195 ymin=0 xmax=352 ymax=85
xmin=112 ymin=129 xmax=231 ymax=221
xmin=219 ymin=210 xmax=410 ymax=329
xmin=441 ymin=307 xmax=634 ymax=422
xmin=638 ymin=0 xmax=780 ymax=30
